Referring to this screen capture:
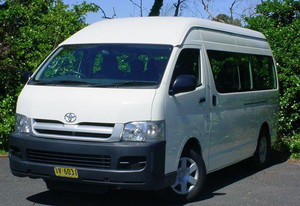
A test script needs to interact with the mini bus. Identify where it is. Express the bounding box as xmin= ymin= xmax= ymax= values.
xmin=10 ymin=17 xmax=279 ymax=202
